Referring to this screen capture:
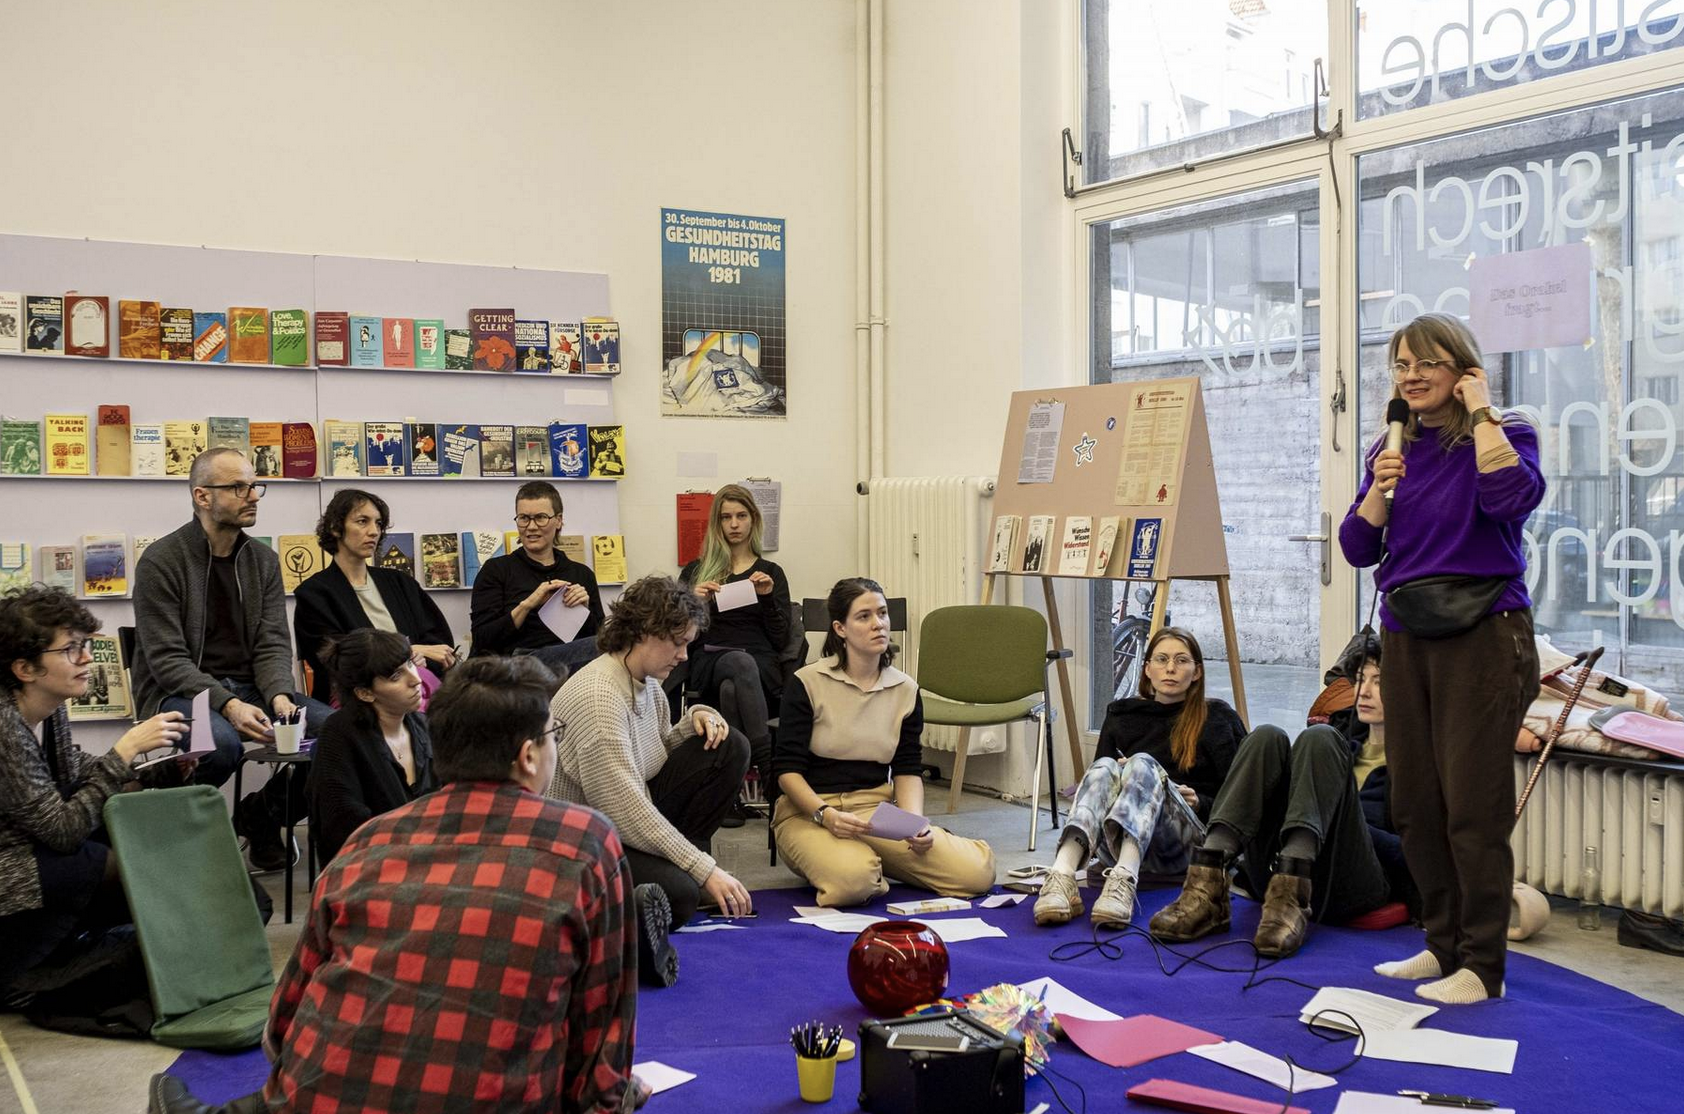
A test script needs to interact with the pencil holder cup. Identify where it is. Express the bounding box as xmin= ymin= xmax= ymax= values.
xmin=795 ymin=1052 xmax=838 ymax=1103
xmin=274 ymin=722 xmax=304 ymax=755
